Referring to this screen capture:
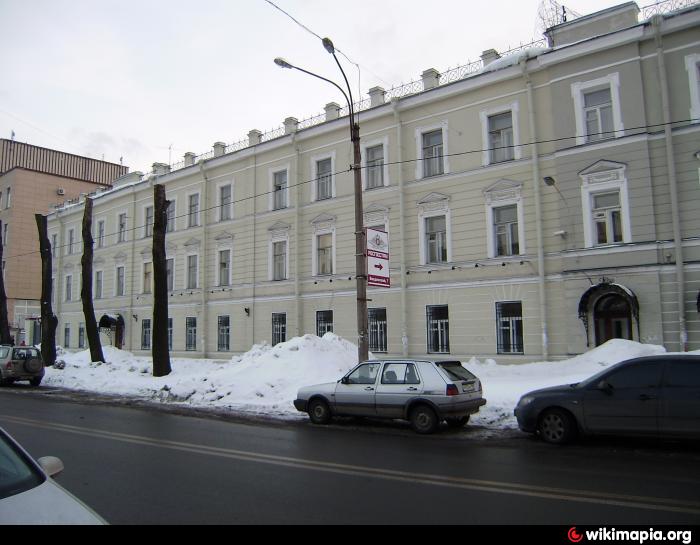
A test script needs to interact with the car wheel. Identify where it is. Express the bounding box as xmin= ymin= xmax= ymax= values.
xmin=410 ymin=405 xmax=439 ymax=434
xmin=537 ymin=408 xmax=577 ymax=445
xmin=29 ymin=376 xmax=42 ymax=387
xmin=445 ymin=415 xmax=470 ymax=428
xmin=308 ymin=399 xmax=332 ymax=425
